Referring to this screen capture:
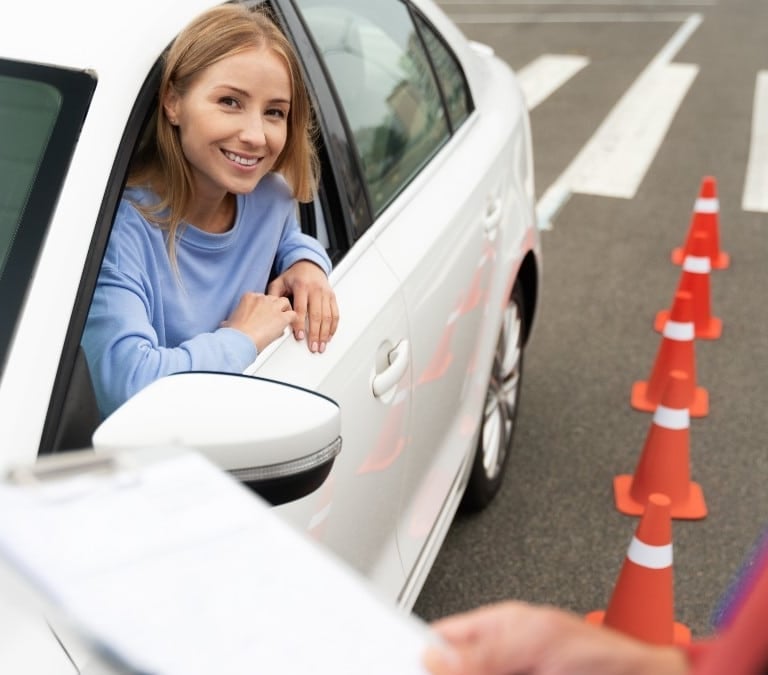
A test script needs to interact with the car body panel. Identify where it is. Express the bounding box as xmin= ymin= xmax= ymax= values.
xmin=0 ymin=1 xmax=216 ymax=467
xmin=249 ymin=239 xmax=412 ymax=595
xmin=378 ymin=56 xmax=536 ymax=587
xmin=0 ymin=608 xmax=78 ymax=674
